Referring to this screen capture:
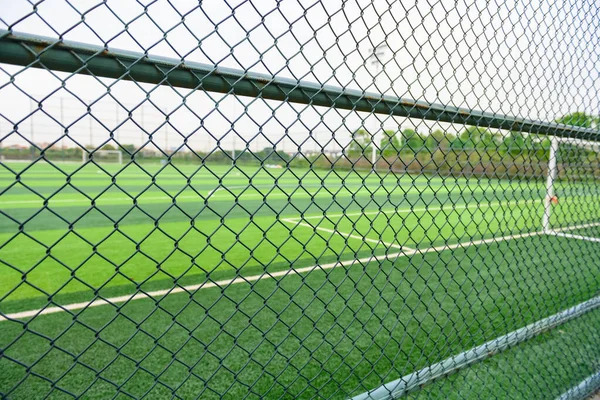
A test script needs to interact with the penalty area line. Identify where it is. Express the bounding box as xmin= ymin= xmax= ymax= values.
xmin=415 ymin=230 xmax=547 ymax=254
xmin=0 ymin=228 xmax=553 ymax=322
xmin=281 ymin=217 xmax=408 ymax=250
